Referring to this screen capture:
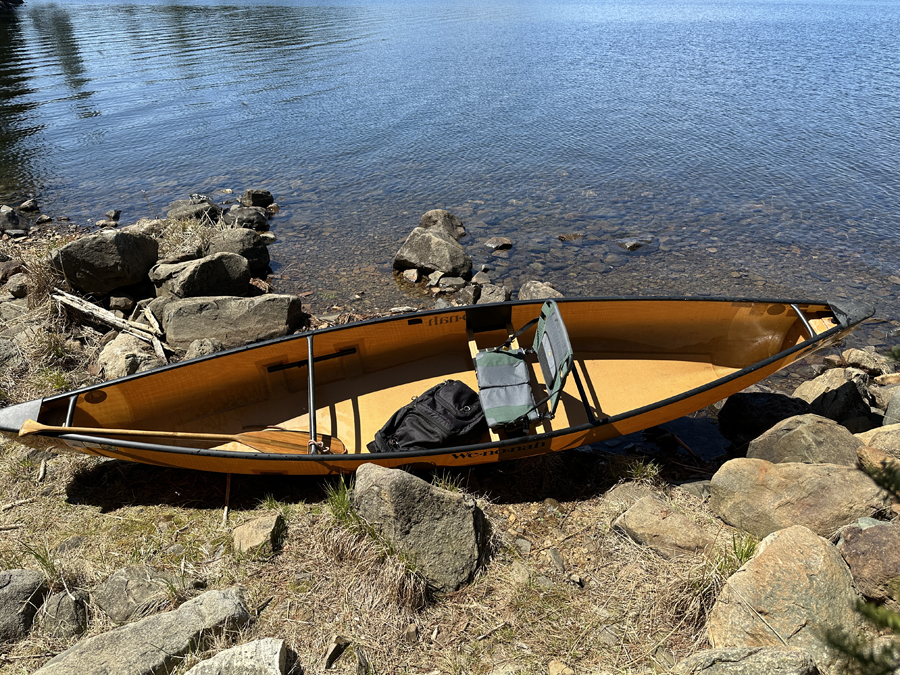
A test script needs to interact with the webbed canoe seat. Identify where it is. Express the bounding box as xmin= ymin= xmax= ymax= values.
xmin=471 ymin=300 xmax=574 ymax=430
